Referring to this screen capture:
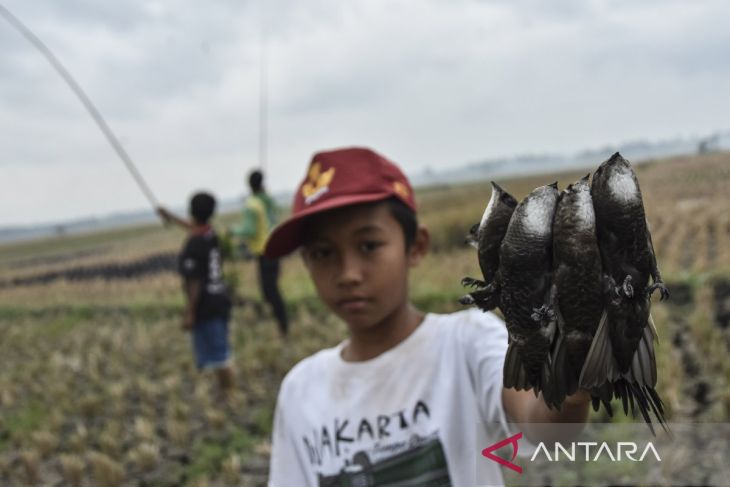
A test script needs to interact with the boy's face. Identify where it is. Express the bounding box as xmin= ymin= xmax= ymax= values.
xmin=301 ymin=202 xmax=428 ymax=332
